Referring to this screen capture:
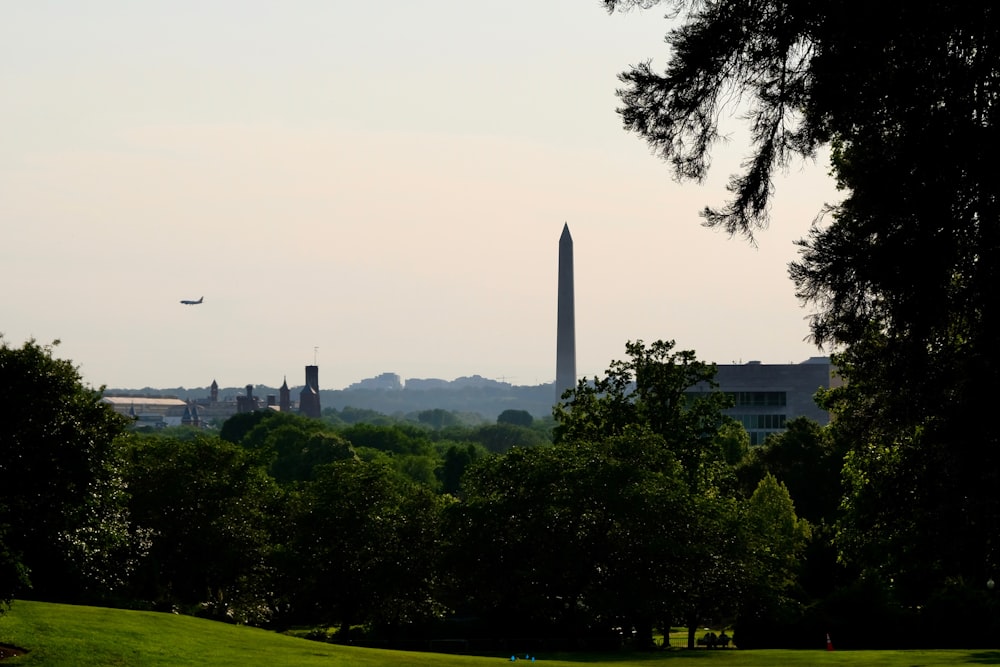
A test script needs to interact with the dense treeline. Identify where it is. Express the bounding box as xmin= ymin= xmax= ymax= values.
xmin=3 ymin=337 xmax=999 ymax=649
